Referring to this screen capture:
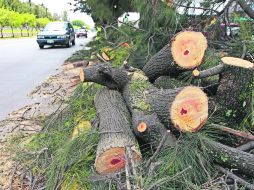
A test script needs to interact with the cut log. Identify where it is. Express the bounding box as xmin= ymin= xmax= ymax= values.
xmin=216 ymin=66 xmax=253 ymax=120
xmin=143 ymin=31 xmax=207 ymax=81
xmin=221 ymin=57 xmax=254 ymax=69
xmin=79 ymin=63 xmax=130 ymax=90
xmin=148 ymin=86 xmax=209 ymax=132
xmin=123 ymin=73 xmax=208 ymax=133
xmin=171 ymin=31 xmax=208 ymax=69
xmin=193 ymin=57 xmax=254 ymax=79
xmin=204 ymin=139 xmax=254 ymax=177
xmin=81 ymin=64 xmax=209 ymax=133
xmin=94 ymin=88 xmax=141 ymax=175
xmin=122 ymin=72 xmax=176 ymax=147
xmin=142 ymin=44 xmax=176 ymax=81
